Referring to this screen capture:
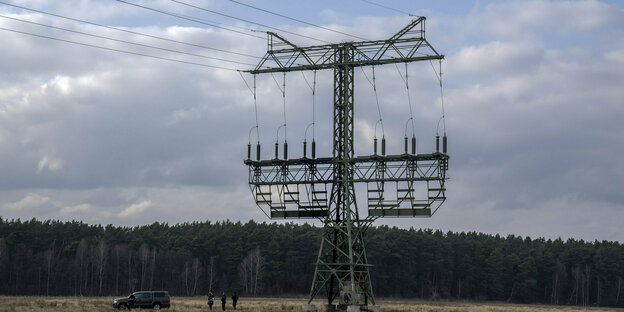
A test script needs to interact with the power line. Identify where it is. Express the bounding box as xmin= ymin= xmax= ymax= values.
xmin=360 ymin=0 xmax=415 ymax=16
xmin=166 ymin=0 xmax=331 ymax=43
xmin=0 ymin=26 xmax=239 ymax=71
xmin=0 ymin=14 xmax=256 ymax=66
xmin=0 ymin=1 xmax=259 ymax=59
xmin=113 ymin=0 xmax=265 ymax=39
xmin=227 ymin=0 xmax=369 ymax=41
